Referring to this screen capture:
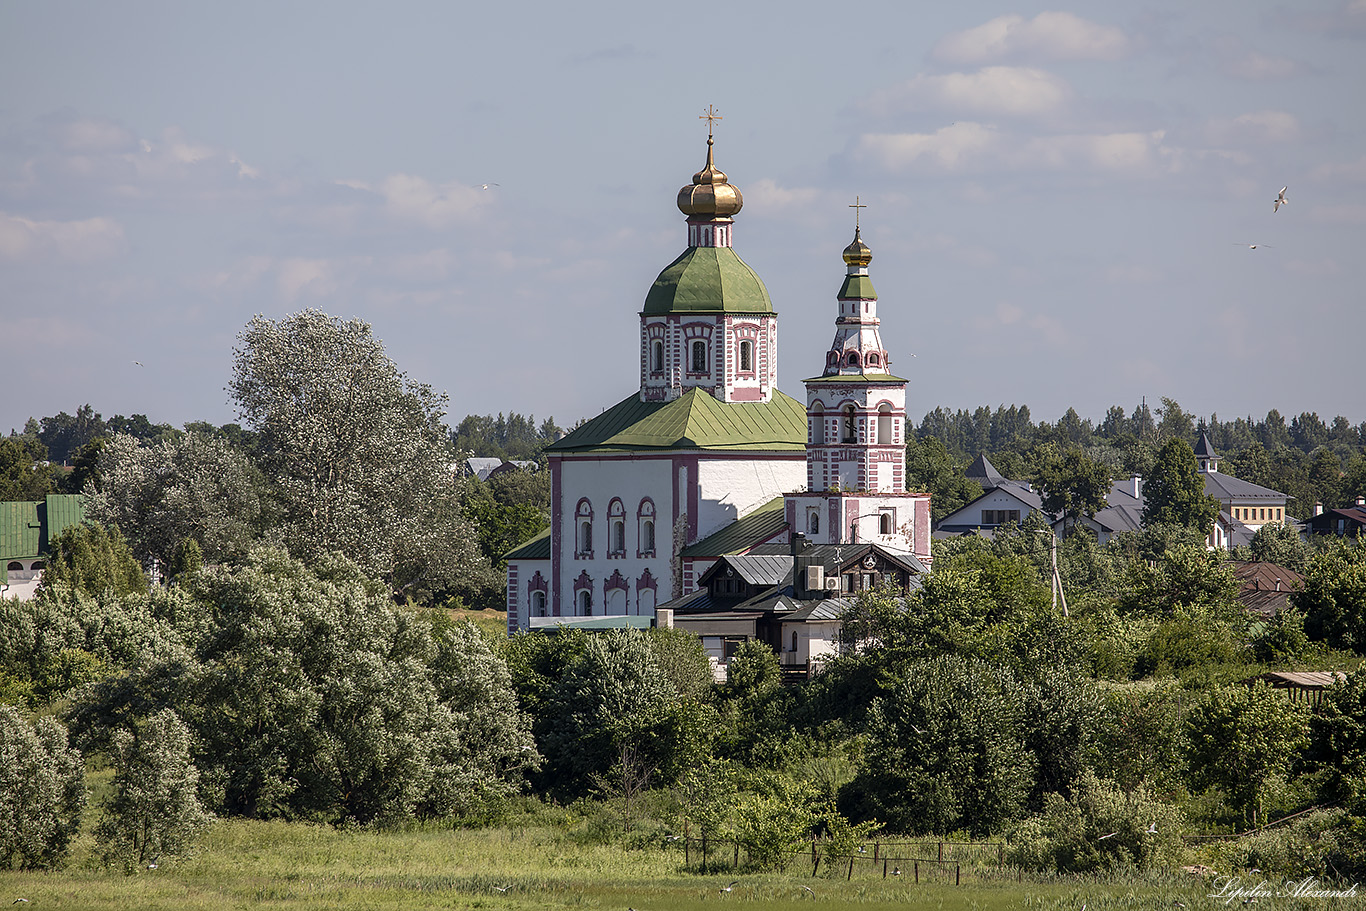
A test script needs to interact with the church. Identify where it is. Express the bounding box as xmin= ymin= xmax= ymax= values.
xmin=504 ymin=130 xmax=931 ymax=635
